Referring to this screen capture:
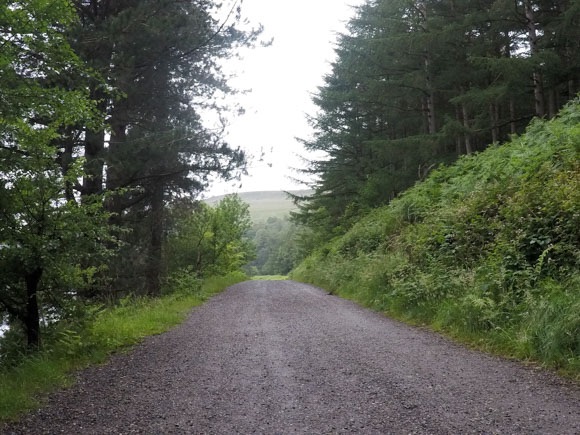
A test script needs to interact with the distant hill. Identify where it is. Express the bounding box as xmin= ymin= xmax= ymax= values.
xmin=205 ymin=190 xmax=312 ymax=222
